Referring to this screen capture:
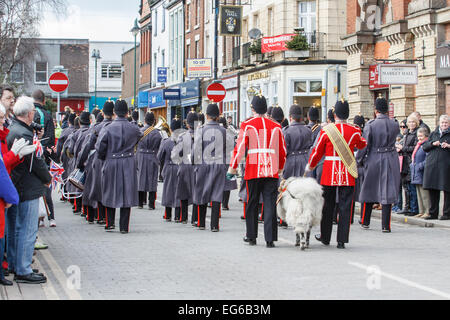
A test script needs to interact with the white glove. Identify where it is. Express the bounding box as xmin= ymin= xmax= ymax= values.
xmin=18 ymin=144 xmax=37 ymax=159
xmin=304 ymin=164 xmax=312 ymax=174
xmin=10 ymin=138 xmax=29 ymax=156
